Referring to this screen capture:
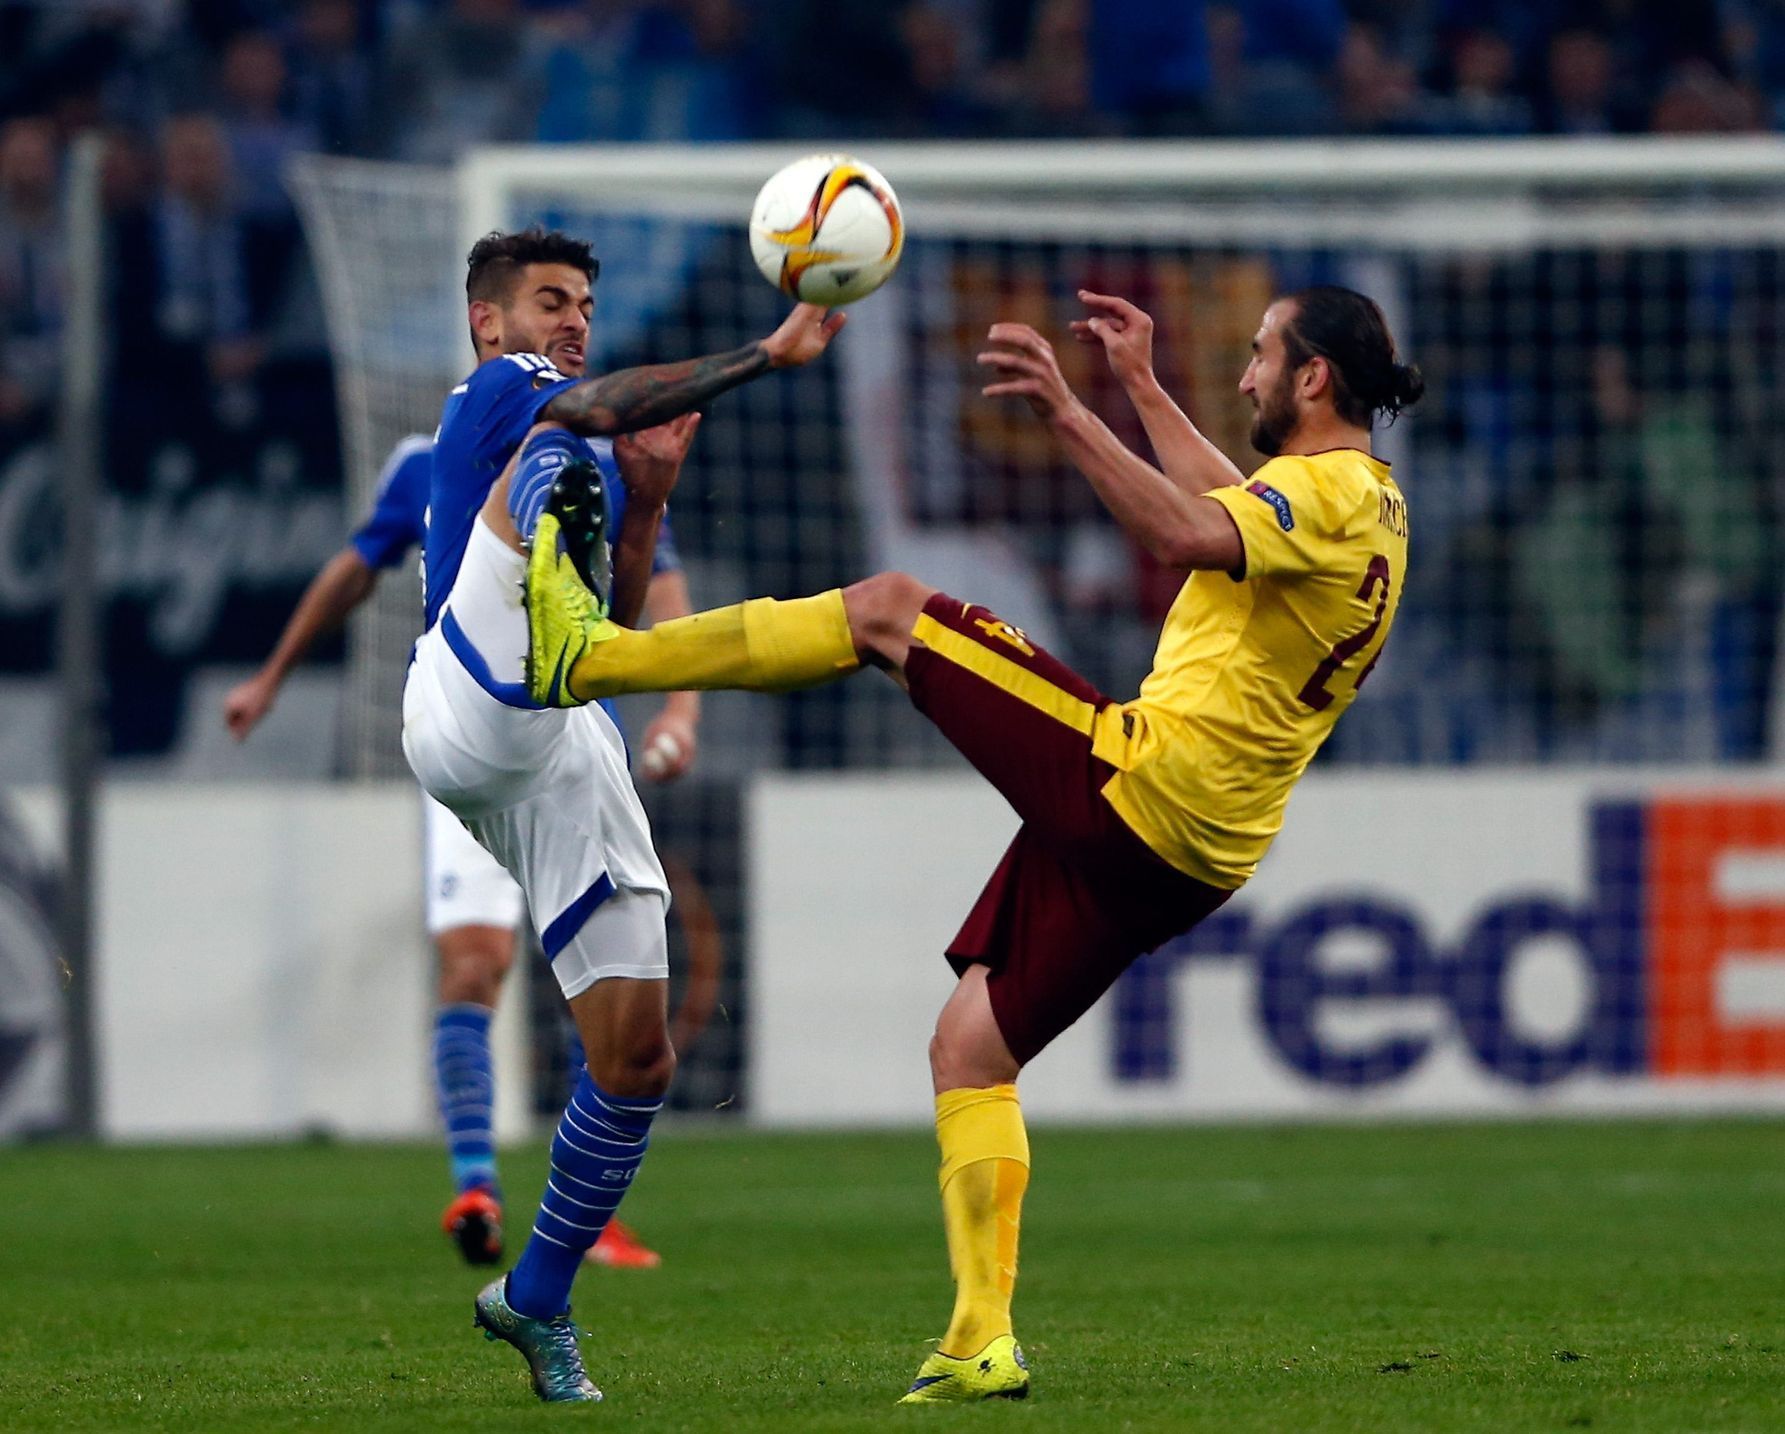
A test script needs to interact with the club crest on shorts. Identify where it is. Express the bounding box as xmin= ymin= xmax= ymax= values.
xmin=1245 ymin=479 xmax=1295 ymax=531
